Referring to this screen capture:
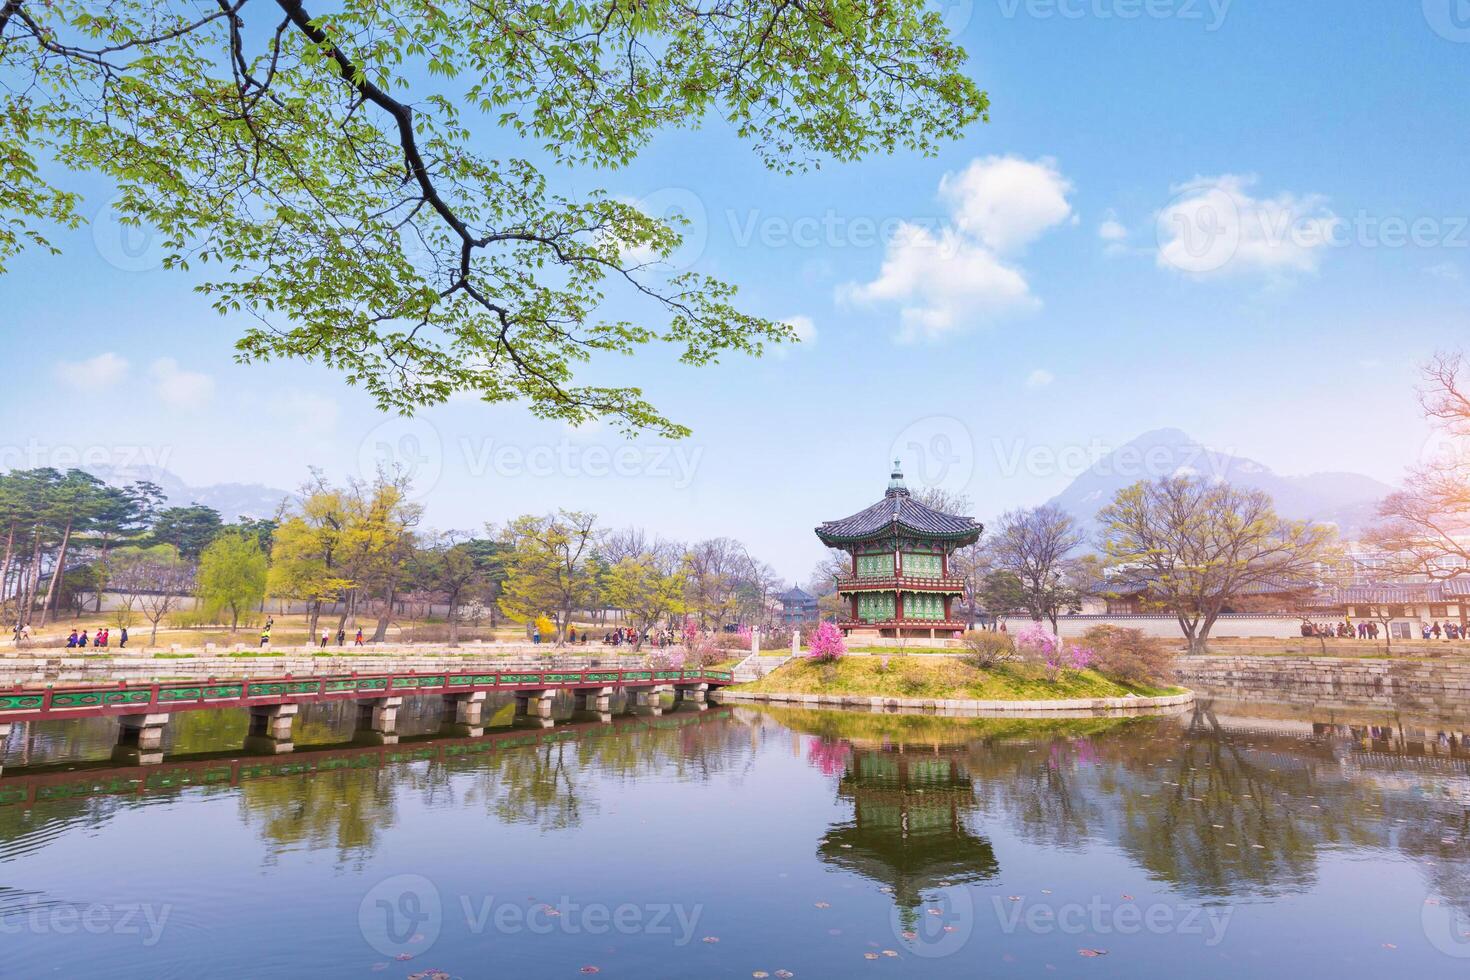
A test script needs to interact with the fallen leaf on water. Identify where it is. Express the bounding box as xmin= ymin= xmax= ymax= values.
xmin=881 ymin=950 xmax=899 ymax=958
xmin=863 ymin=953 xmax=879 ymax=960
xmin=942 ymin=926 xmax=956 ymax=933
xmin=901 ymin=931 xmax=916 ymax=940
xmin=1121 ymin=894 xmax=1133 ymax=901
xmin=1078 ymin=948 xmax=1109 ymax=957
xmin=775 ymin=971 xmax=794 ymax=978
xmin=580 ymin=967 xmax=601 ymax=975
xmin=1383 ymin=944 xmax=1397 ymax=950
xmin=395 ymin=955 xmax=414 ymax=963
xmin=752 ymin=972 xmax=769 ymax=978
xmin=1007 ymin=896 xmax=1022 ymax=902
xmin=927 ymin=908 xmax=943 ymax=916
xmin=370 ymin=966 xmax=389 ymax=974
xmin=701 ymin=936 xmax=720 ymax=944
xmin=814 ymin=901 xmax=831 ymax=909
